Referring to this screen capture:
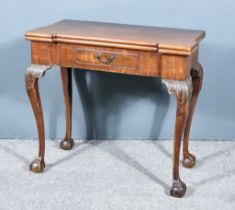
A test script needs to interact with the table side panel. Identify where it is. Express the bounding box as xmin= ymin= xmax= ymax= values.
xmin=160 ymin=47 xmax=198 ymax=80
xmin=31 ymin=42 xmax=57 ymax=65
